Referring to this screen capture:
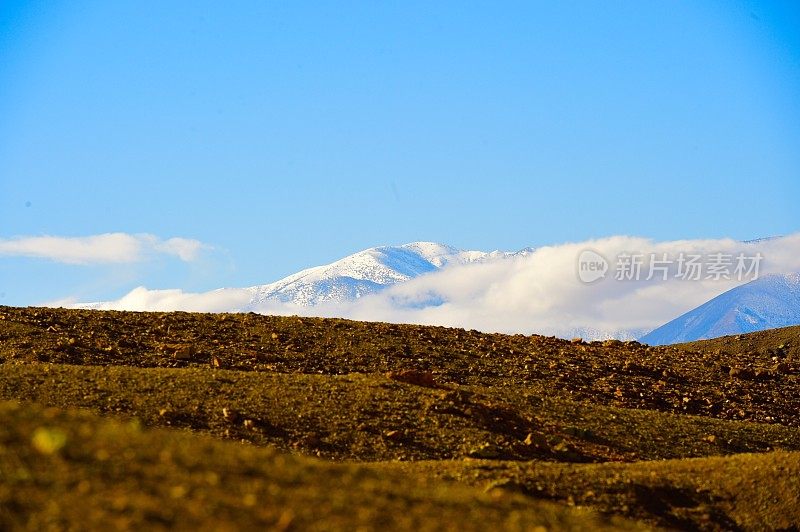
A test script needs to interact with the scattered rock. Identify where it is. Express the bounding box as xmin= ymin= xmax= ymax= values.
xmin=161 ymin=343 xmax=197 ymax=360
xmin=383 ymin=430 xmax=404 ymax=441
xmin=552 ymin=440 xmax=583 ymax=461
xmin=729 ymin=367 xmax=755 ymax=380
xmin=483 ymin=478 xmax=529 ymax=495
xmin=523 ymin=432 xmax=549 ymax=449
xmin=386 ymin=369 xmax=438 ymax=388
xmin=563 ymin=426 xmax=593 ymax=439
xmin=174 ymin=345 xmax=196 ymax=360
xmin=774 ymin=362 xmax=791 ymax=374
xmin=467 ymin=442 xmax=503 ymax=459
xmin=292 ymin=433 xmax=321 ymax=449
xmin=754 ymin=369 xmax=773 ymax=381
